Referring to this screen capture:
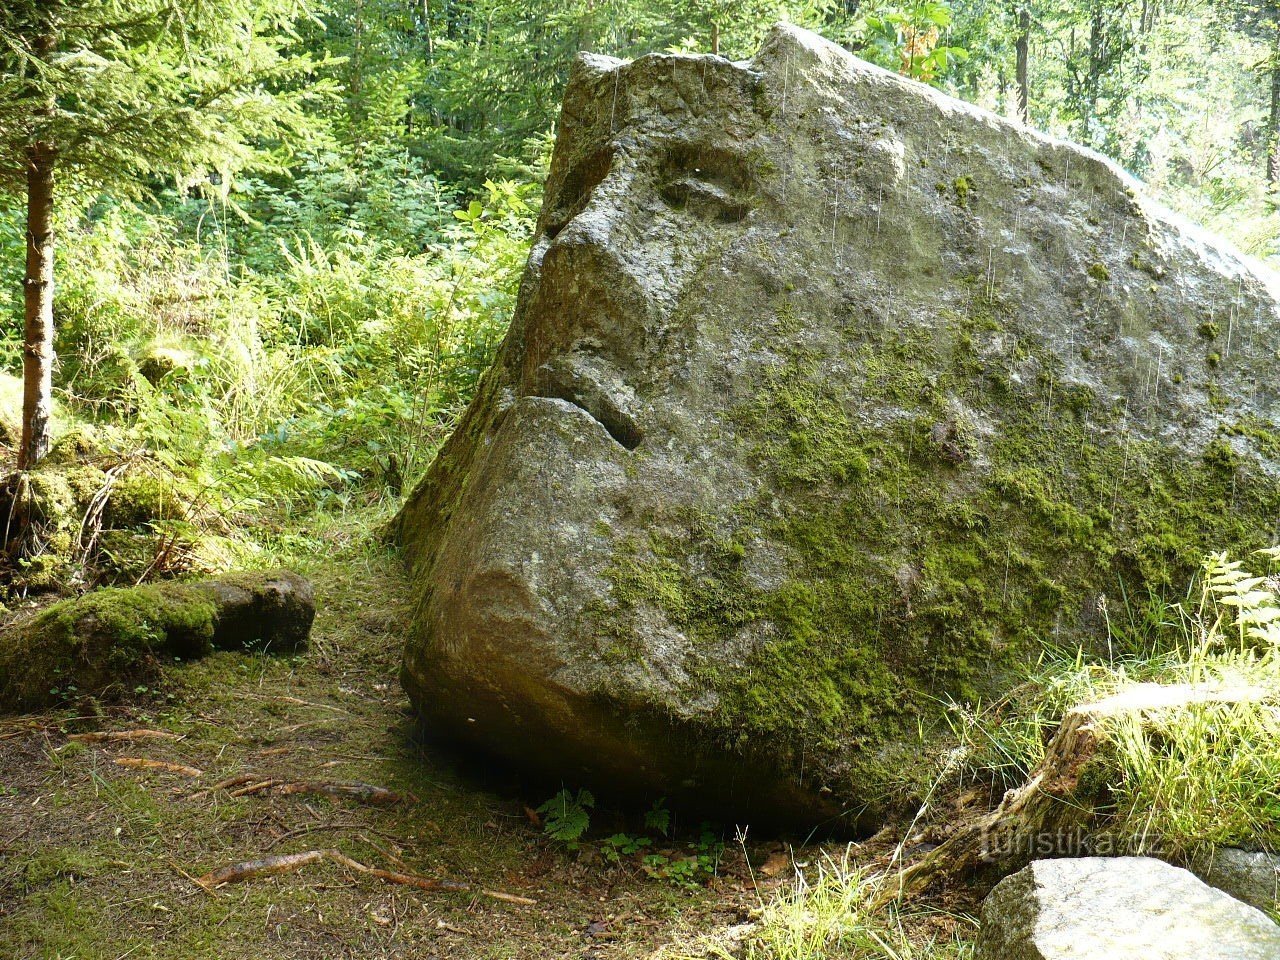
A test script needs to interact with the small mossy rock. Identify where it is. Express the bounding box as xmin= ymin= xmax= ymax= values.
xmin=394 ymin=25 xmax=1280 ymax=828
xmin=975 ymin=857 xmax=1280 ymax=959
xmin=135 ymin=343 xmax=194 ymax=386
xmin=0 ymin=569 xmax=314 ymax=711
xmin=197 ymin=569 xmax=315 ymax=653
xmin=1197 ymin=849 xmax=1280 ymax=913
